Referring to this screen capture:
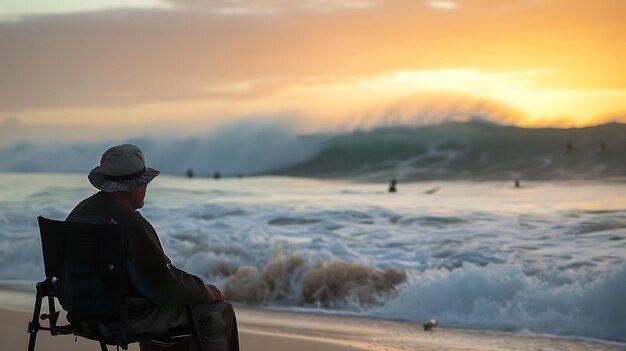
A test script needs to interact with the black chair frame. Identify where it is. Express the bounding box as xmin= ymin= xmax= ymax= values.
xmin=27 ymin=216 xmax=206 ymax=351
